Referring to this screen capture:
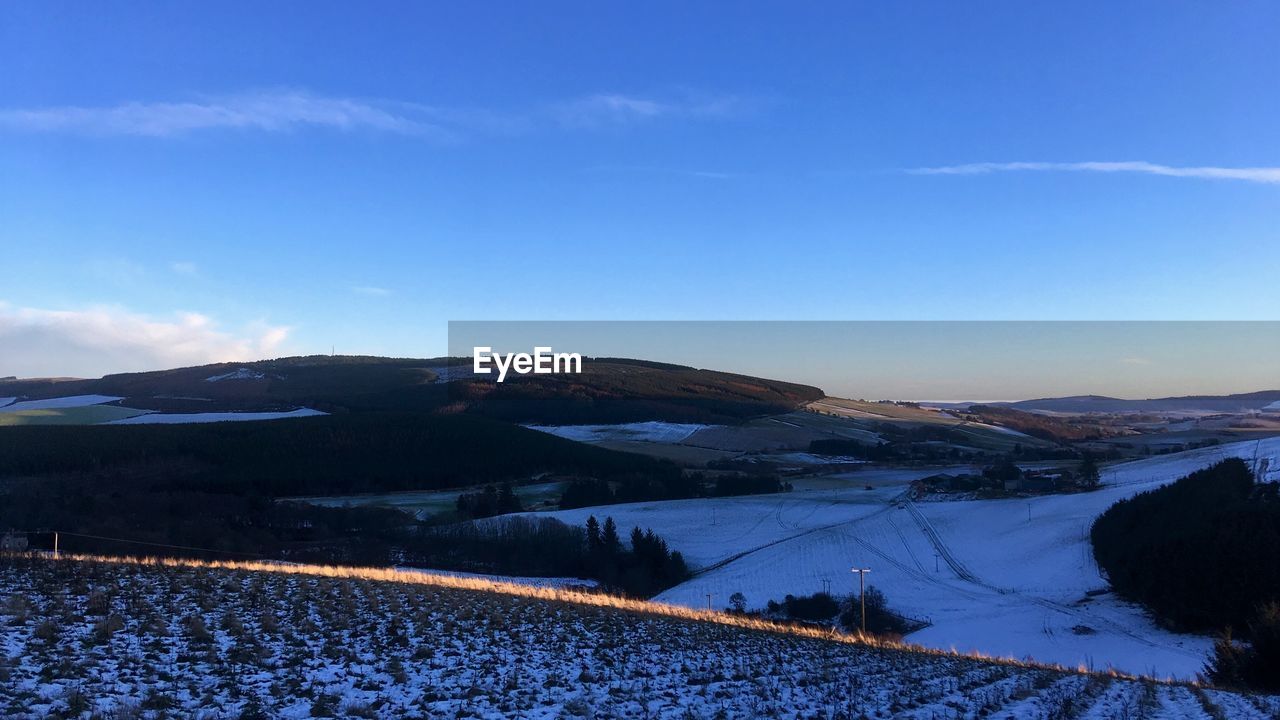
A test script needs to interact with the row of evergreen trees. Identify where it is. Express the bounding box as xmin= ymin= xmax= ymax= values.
xmin=1090 ymin=458 xmax=1280 ymax=690
xmin=407 ymin=515 xmax=690 ymax=598
xmin=455 ymin=484 xmax=523 ymax=519
xmin=584 ymin=516 xmax=690 ymax=597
